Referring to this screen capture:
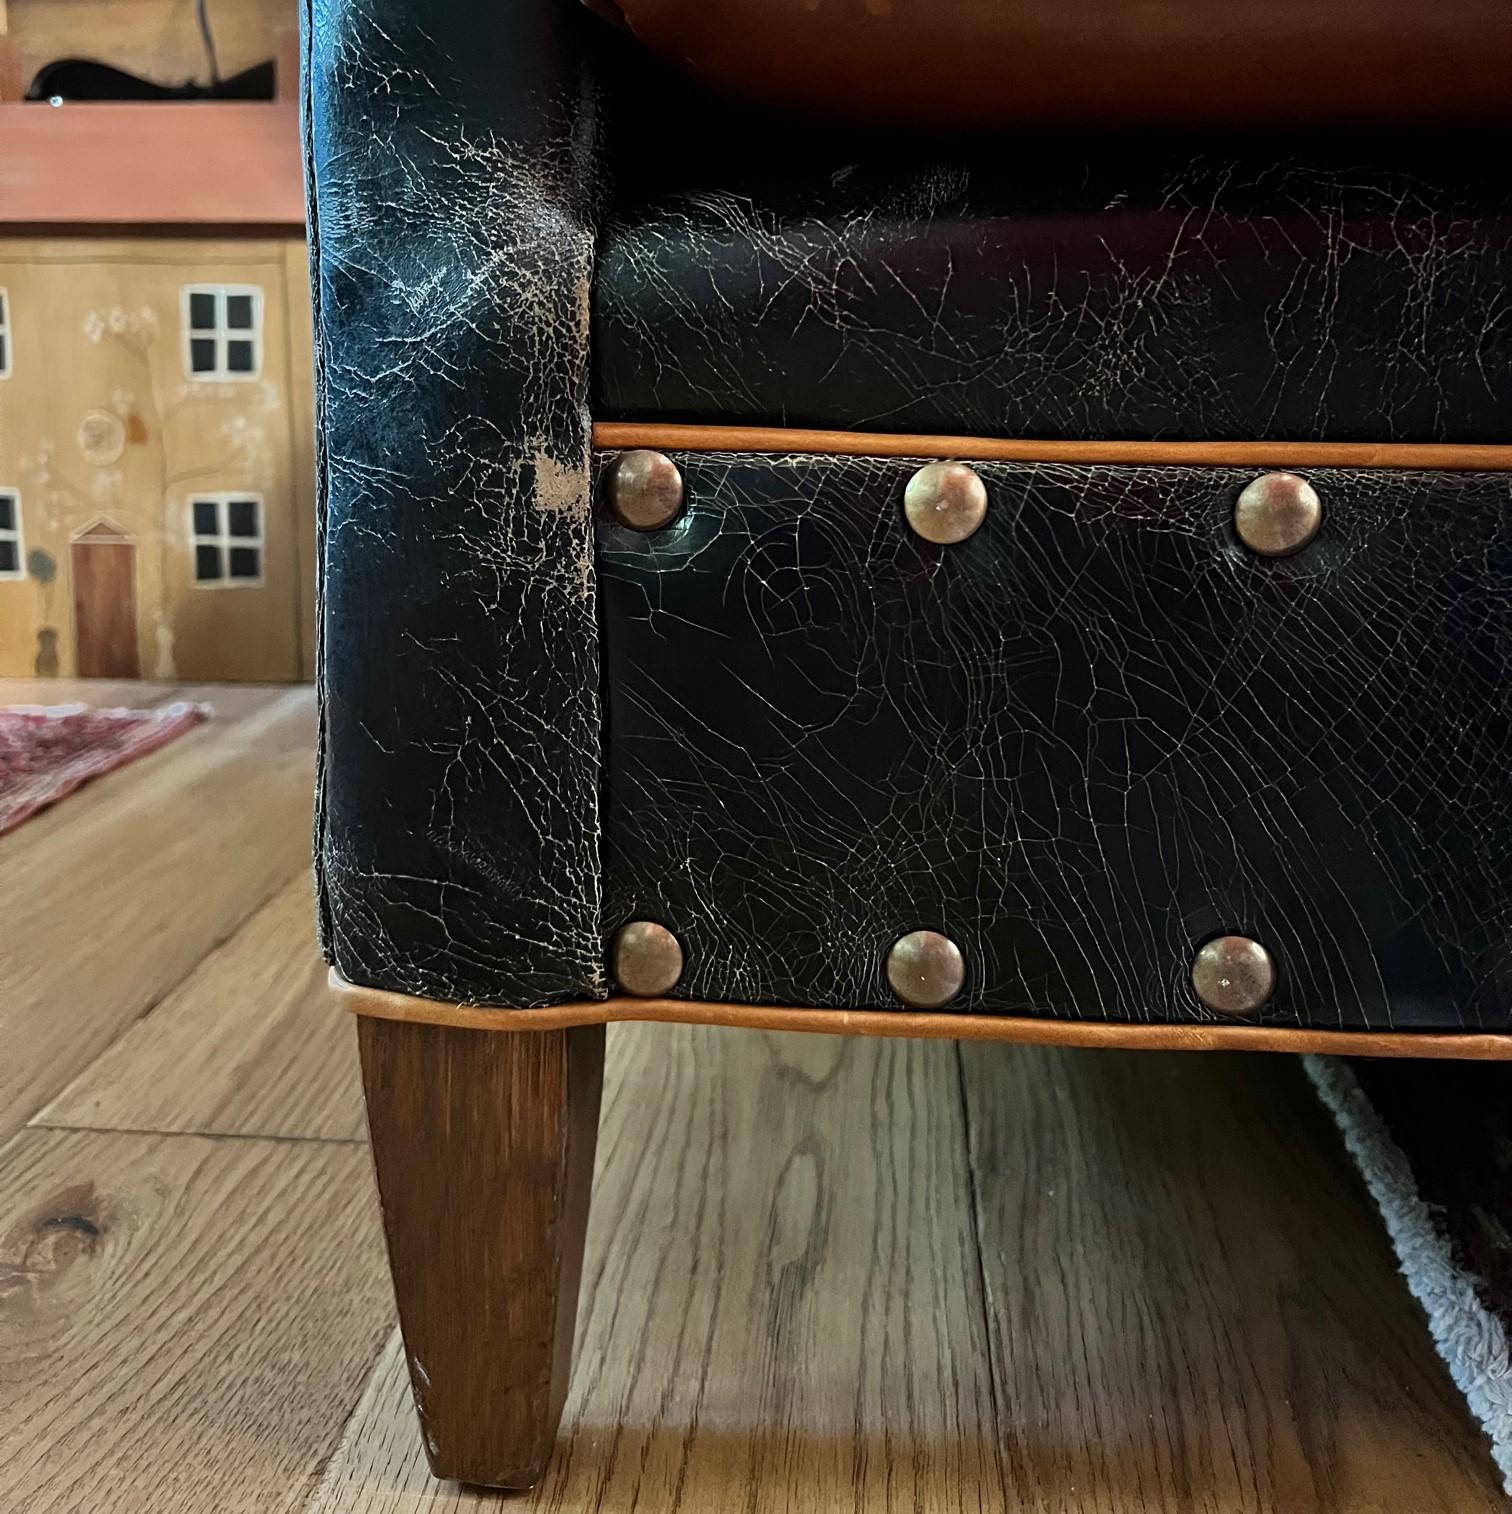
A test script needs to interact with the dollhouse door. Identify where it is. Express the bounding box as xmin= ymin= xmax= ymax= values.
xmin=72 ymin=526 xmax=140 ymax=678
